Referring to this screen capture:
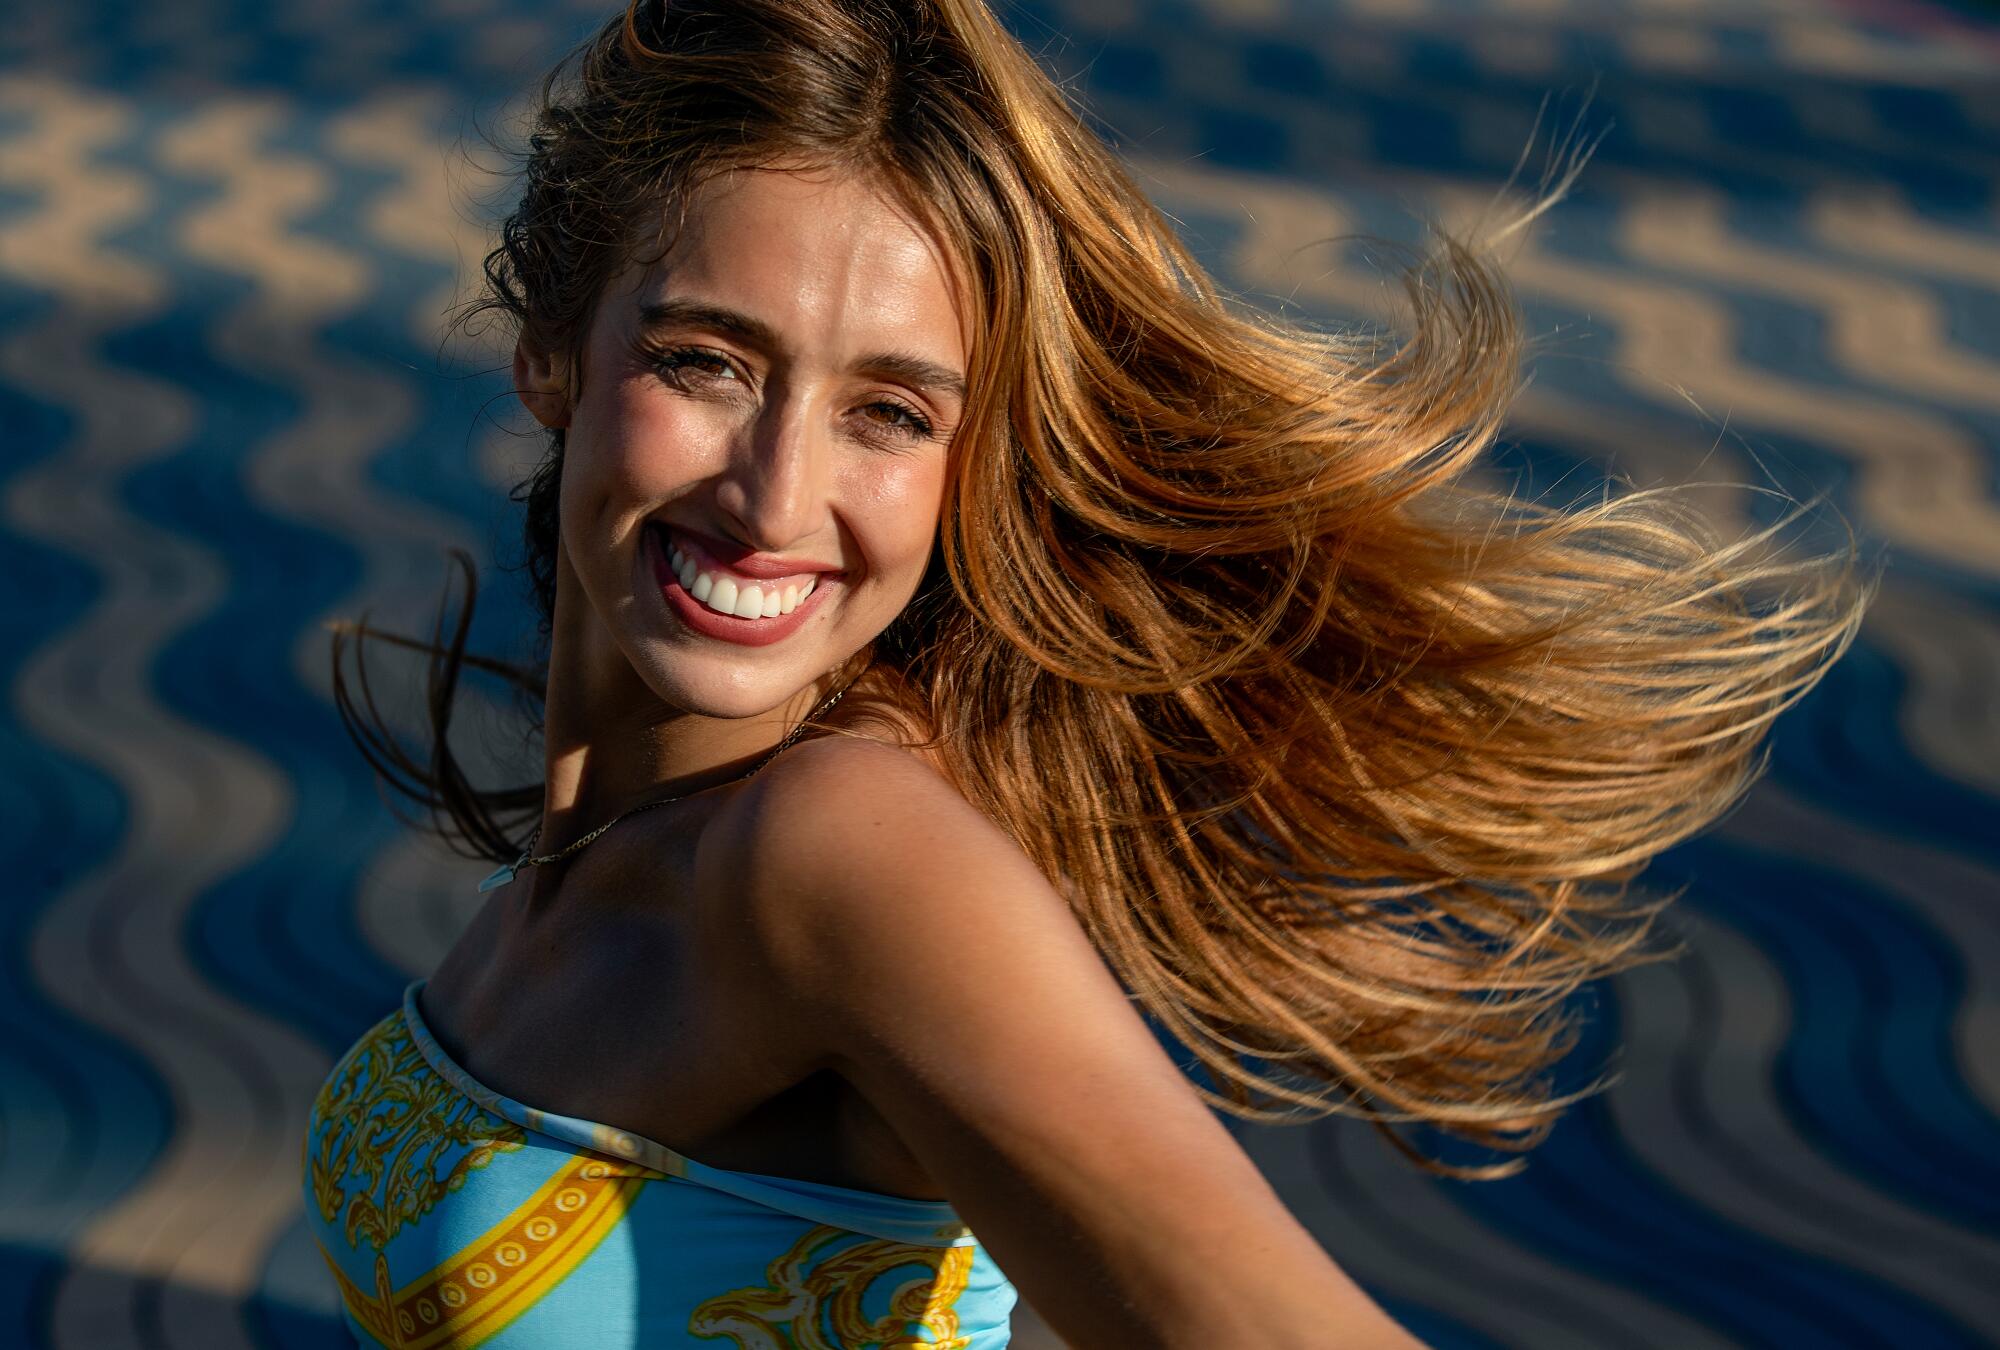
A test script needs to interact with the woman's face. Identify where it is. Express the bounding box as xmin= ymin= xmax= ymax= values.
xmin=528 ymin=166 xmax=968 ymax=723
